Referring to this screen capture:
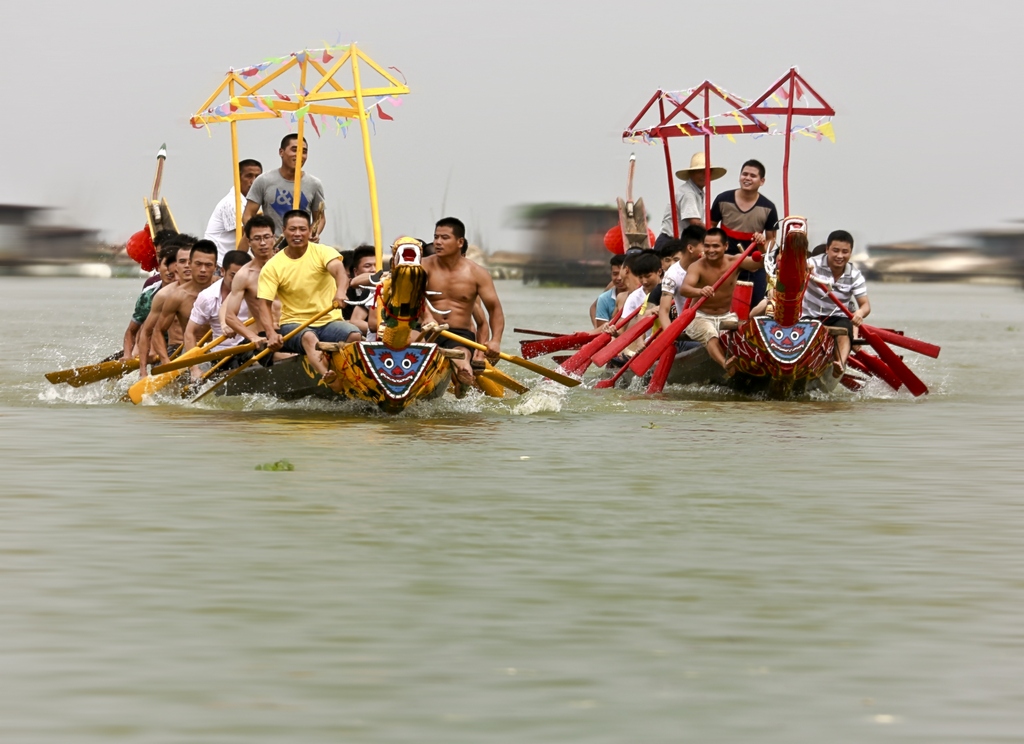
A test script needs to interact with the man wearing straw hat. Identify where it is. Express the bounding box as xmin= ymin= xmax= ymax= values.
xmin=654 ymin=152 xmax=726 ymax=251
